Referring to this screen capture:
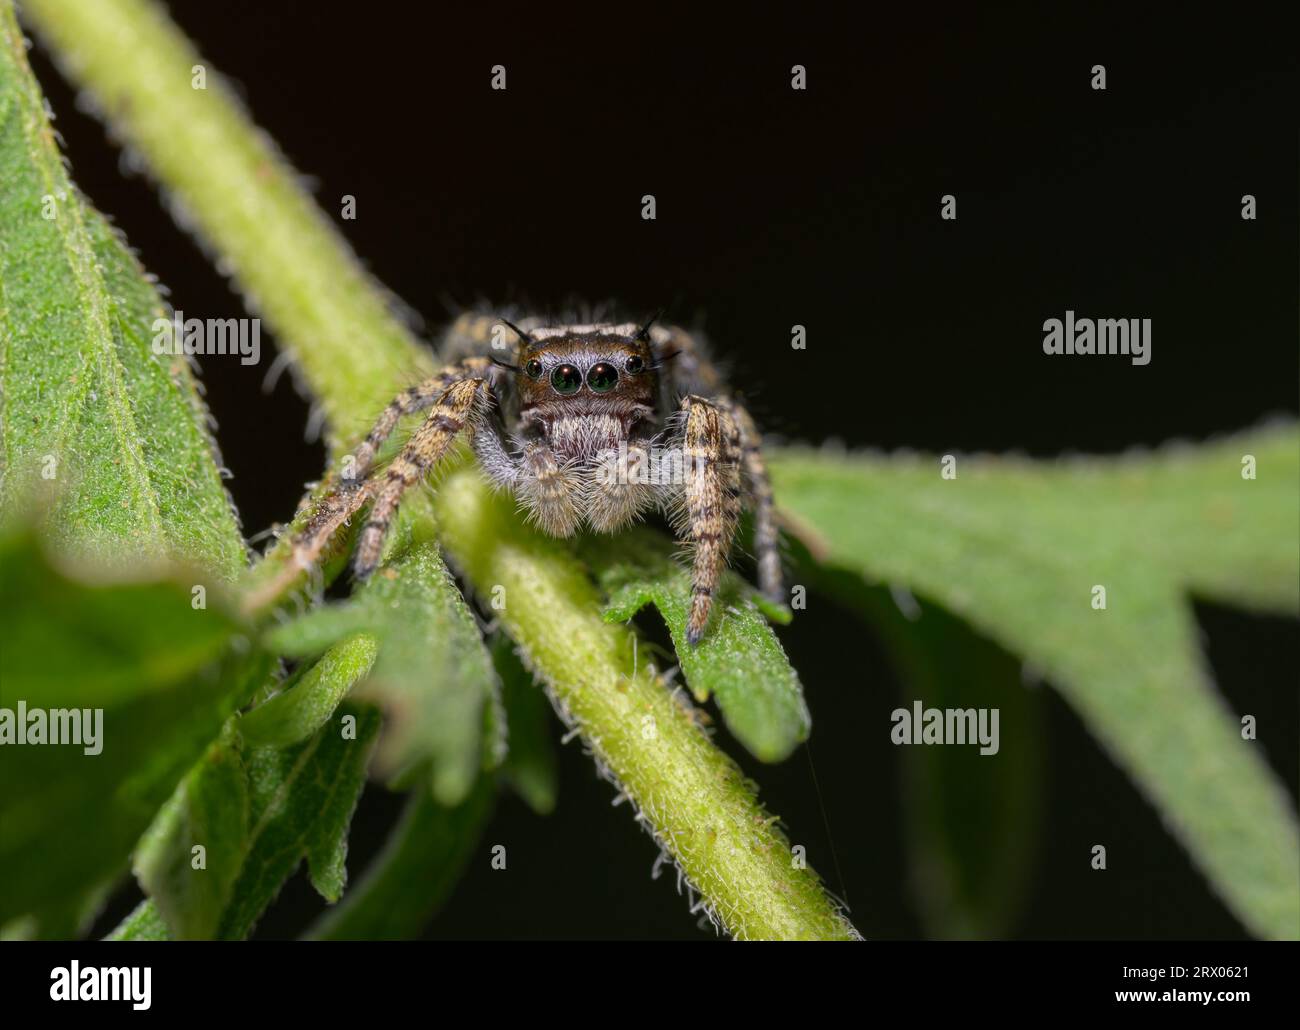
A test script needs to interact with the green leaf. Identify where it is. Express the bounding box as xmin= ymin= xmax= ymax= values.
xmin=133 ymin=729 xmax=250 ymax=940
xmin=105 ymin=899 xmax=172 ymax=941
xmin=267 ymin=544 xmax=498 ymax=806
xmin=769 ymin=425 xmax=1300 ymax=940
xmin=2 ymin=546 xmax=238 ymax=711
xmin=215 ymin=702 xmax=380 ymax=939
xmin=0 ymin=4 xmax=243 ymax=577
xmin=1 ymin=881 xmax=112 ymax=940
xmin=241 ymin=633 xmax=378 ymax=748
xmin=305 ymin=779 xmax=494 ymax=940
xmin=0 ymin=530 xmax=262 ymax=934
xmin=125 ymin=698 xmax=383 ymax=940
xmin=493 ymin=634 xmax=557 ymax=815
xmin=589 ymin=527 xmax=809 ymax=763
